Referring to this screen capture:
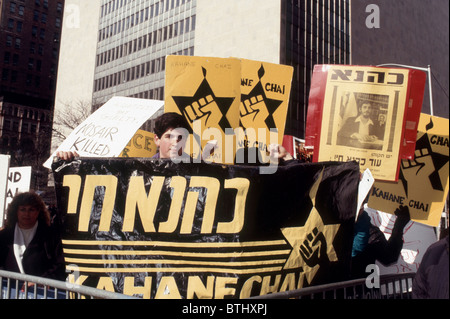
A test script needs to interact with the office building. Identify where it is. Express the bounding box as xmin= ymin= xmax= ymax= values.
xmin=0 ymin=0 xmax=65 ymax=188
xmin=351 ymin=0 xmax=448 ymax=119
xmin=91 ymin=0 xmax=350 ymax=138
